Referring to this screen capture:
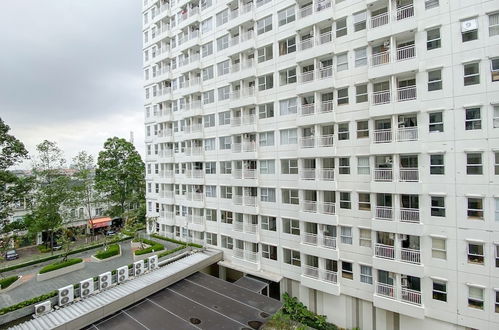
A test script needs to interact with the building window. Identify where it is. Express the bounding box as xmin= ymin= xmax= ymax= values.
xmin=205 ymin=162 xmax=216 ymax=174
xmin=495 ymin=291 xmax=499 ymax=313
xmin=221 ymin=235 xmax=233 ymax=249
xmin=354 ymin=47 xmax=367 ymax=67
xmin=358 ymin=193 xmax=371 ymax=210
xmin=278 ymin=6 xmax=295 ymax=26
xmin=282 ymin=218 xmax=300 ymax=235
xmin=280 ymin=128 xmax=298 ymax=145
xmin=260 ymin=188 xmax=276 ymax=203
xmin=206 ymin=232 xmax=217 ymax=246
xmin=259 ymin=102 xmax=274 ymax=119
xmin=279 ymin=67 xmax=297 ymax=85
xmin=429 ymin=112 xmax=444 ymax=132
xmin=259 ymin=131 xmax=275 ymax=147
xmin=218 ymin=86 xmax=230 ymax=100
xmin=221 ymin=211 xmax=233 ymax=224
xmin=262 ymin=244 xmax=277 ymax=260
xmin=202 ymin=66 xmax=214 ymax=81
xmin=428 ymin=69 xmax=442 ymax=91
xmin=465 ymin=107 xmax=481 ymax=130
xmin=340 ymin=226 xmax=352 ymax=244
xmin=490 ymin=12 xmax=499 ymax=36
xmin=260 ymin=216 xmax=276 ymax=231
xmin=338 ymin=123 xmax=349 ymax=140
xmin=205 ymin=209 xmax=217 ymax=222
xmin=341 ymin=261 xmax=353 ymax=279
xmin=258 ymin=74 xmax=274 ymax=91
xmin=467 ymin=198 xmax=484 ymax=219
xmin=359 ymin=229 xmax=372 ymax=247
xmin=282 ymin=189 xmax=299 ymax=205
xmin=279 ymin=98 xmax=298 ymax=115
xmin=337 ymin=88 xmax=349 ymax=105
xmin=495 ymin=245 xmax=499 ymax=267
xmin=256 ymin=0 xmax=271 ymax=8
xmin=204 ymin=114 xmax=215 ymax=128
xmin=220 ymin=186 xmax=232 ymax=199
xmin=216 ymin=34 xmax=229 ymax=50
xmin=356 ymin=84 xmax=368 ymax=103
xmin=219 ymin=111 xmax=231 ymax=125
xmin=281 ymin=159 xmax=298 ymax=174
xmin=468 ymin=242 xmax=484 ymax=264
xmin=219 ymin=136 xmax=231 ymax=150
xmin=495 ymin=198 xmax=499 ymax=222
xmin=427 ymin=28 xmax=441 ymax=50
xmin=431 ymin=196 xmax=446 ymax=217
xmin=432 ymin=280 xmax=447 ymax=302
xmin=339 ymin=192 xmax=351 ymax=209
xmin=464 ymin=62 xmax=480 ymax=85
xmin=432 ymin=237 xmax=447 ymax=259
xmin=425 ymin=0 xmax=439 ymax=9
xmin=461 ymin=18 xmax=478 ymax=42
xmin=339 ymin=158 xmax=350 ymax=174
xmin=217 ymin=60 xmax=230 ymax=76
xmin=357 ymin=157 xmax=370 ymax=175
xmin=258 ymin=44 xmax=273 ymax=63
xmin=205 ymin=185 xmax=217 ymax=198
xmin=216 ymin=9 xmax=229 ymax=26
xmin=259 ymin=160 xmax=275 ymax=174
xmin=279 ymin=37 xmax=296 ymax=56
xmin=430 ymin=154 xmax=445 ymax=175
xmin=257 ymin=15 xmax=273 ymax=35
xmin=360 ymin=265 xmax=372 ymax=284
xmin=495 ymin=152 xmax=499 ymax=174
xmin=337 ymin=53 xmax=348 ymax=72
xmin=336 ymin=17 xmax=347 ymax=37
xmin=353 ymin=11 xmax=367 ymax=31
xmin=220 ymin=161 xmax=232 ymax=174
xmin=494 ymin=105 xmax=499 ymax=127
xmin=468 ymin=286 xmax=484 ymax=310
xmin=357 ymin=121 xmax=369 ymax=138
xmin=283 ymin=248 xmax=301 ymax=266
xmin=466 ymin=153 xmax=483 ymax=175
xmin=201 ymin=42 xmax=213 ymax=57
xmin=491 ymin=58 xmax=499 ymax=82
